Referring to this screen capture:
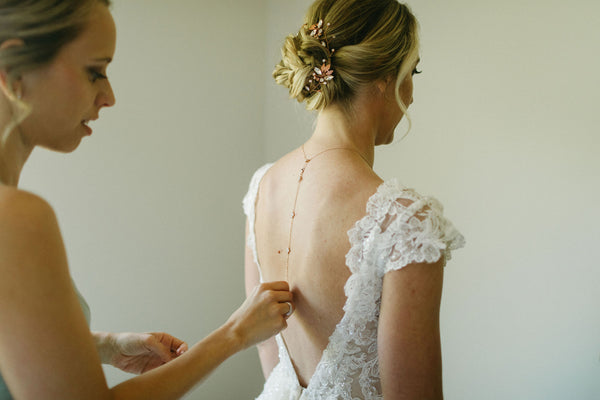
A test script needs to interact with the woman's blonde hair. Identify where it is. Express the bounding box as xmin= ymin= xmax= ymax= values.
xmin=274 ymin=0 xmax=419 ymax=114
xmin=0 ymin=0 xmax=111 ymax=143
